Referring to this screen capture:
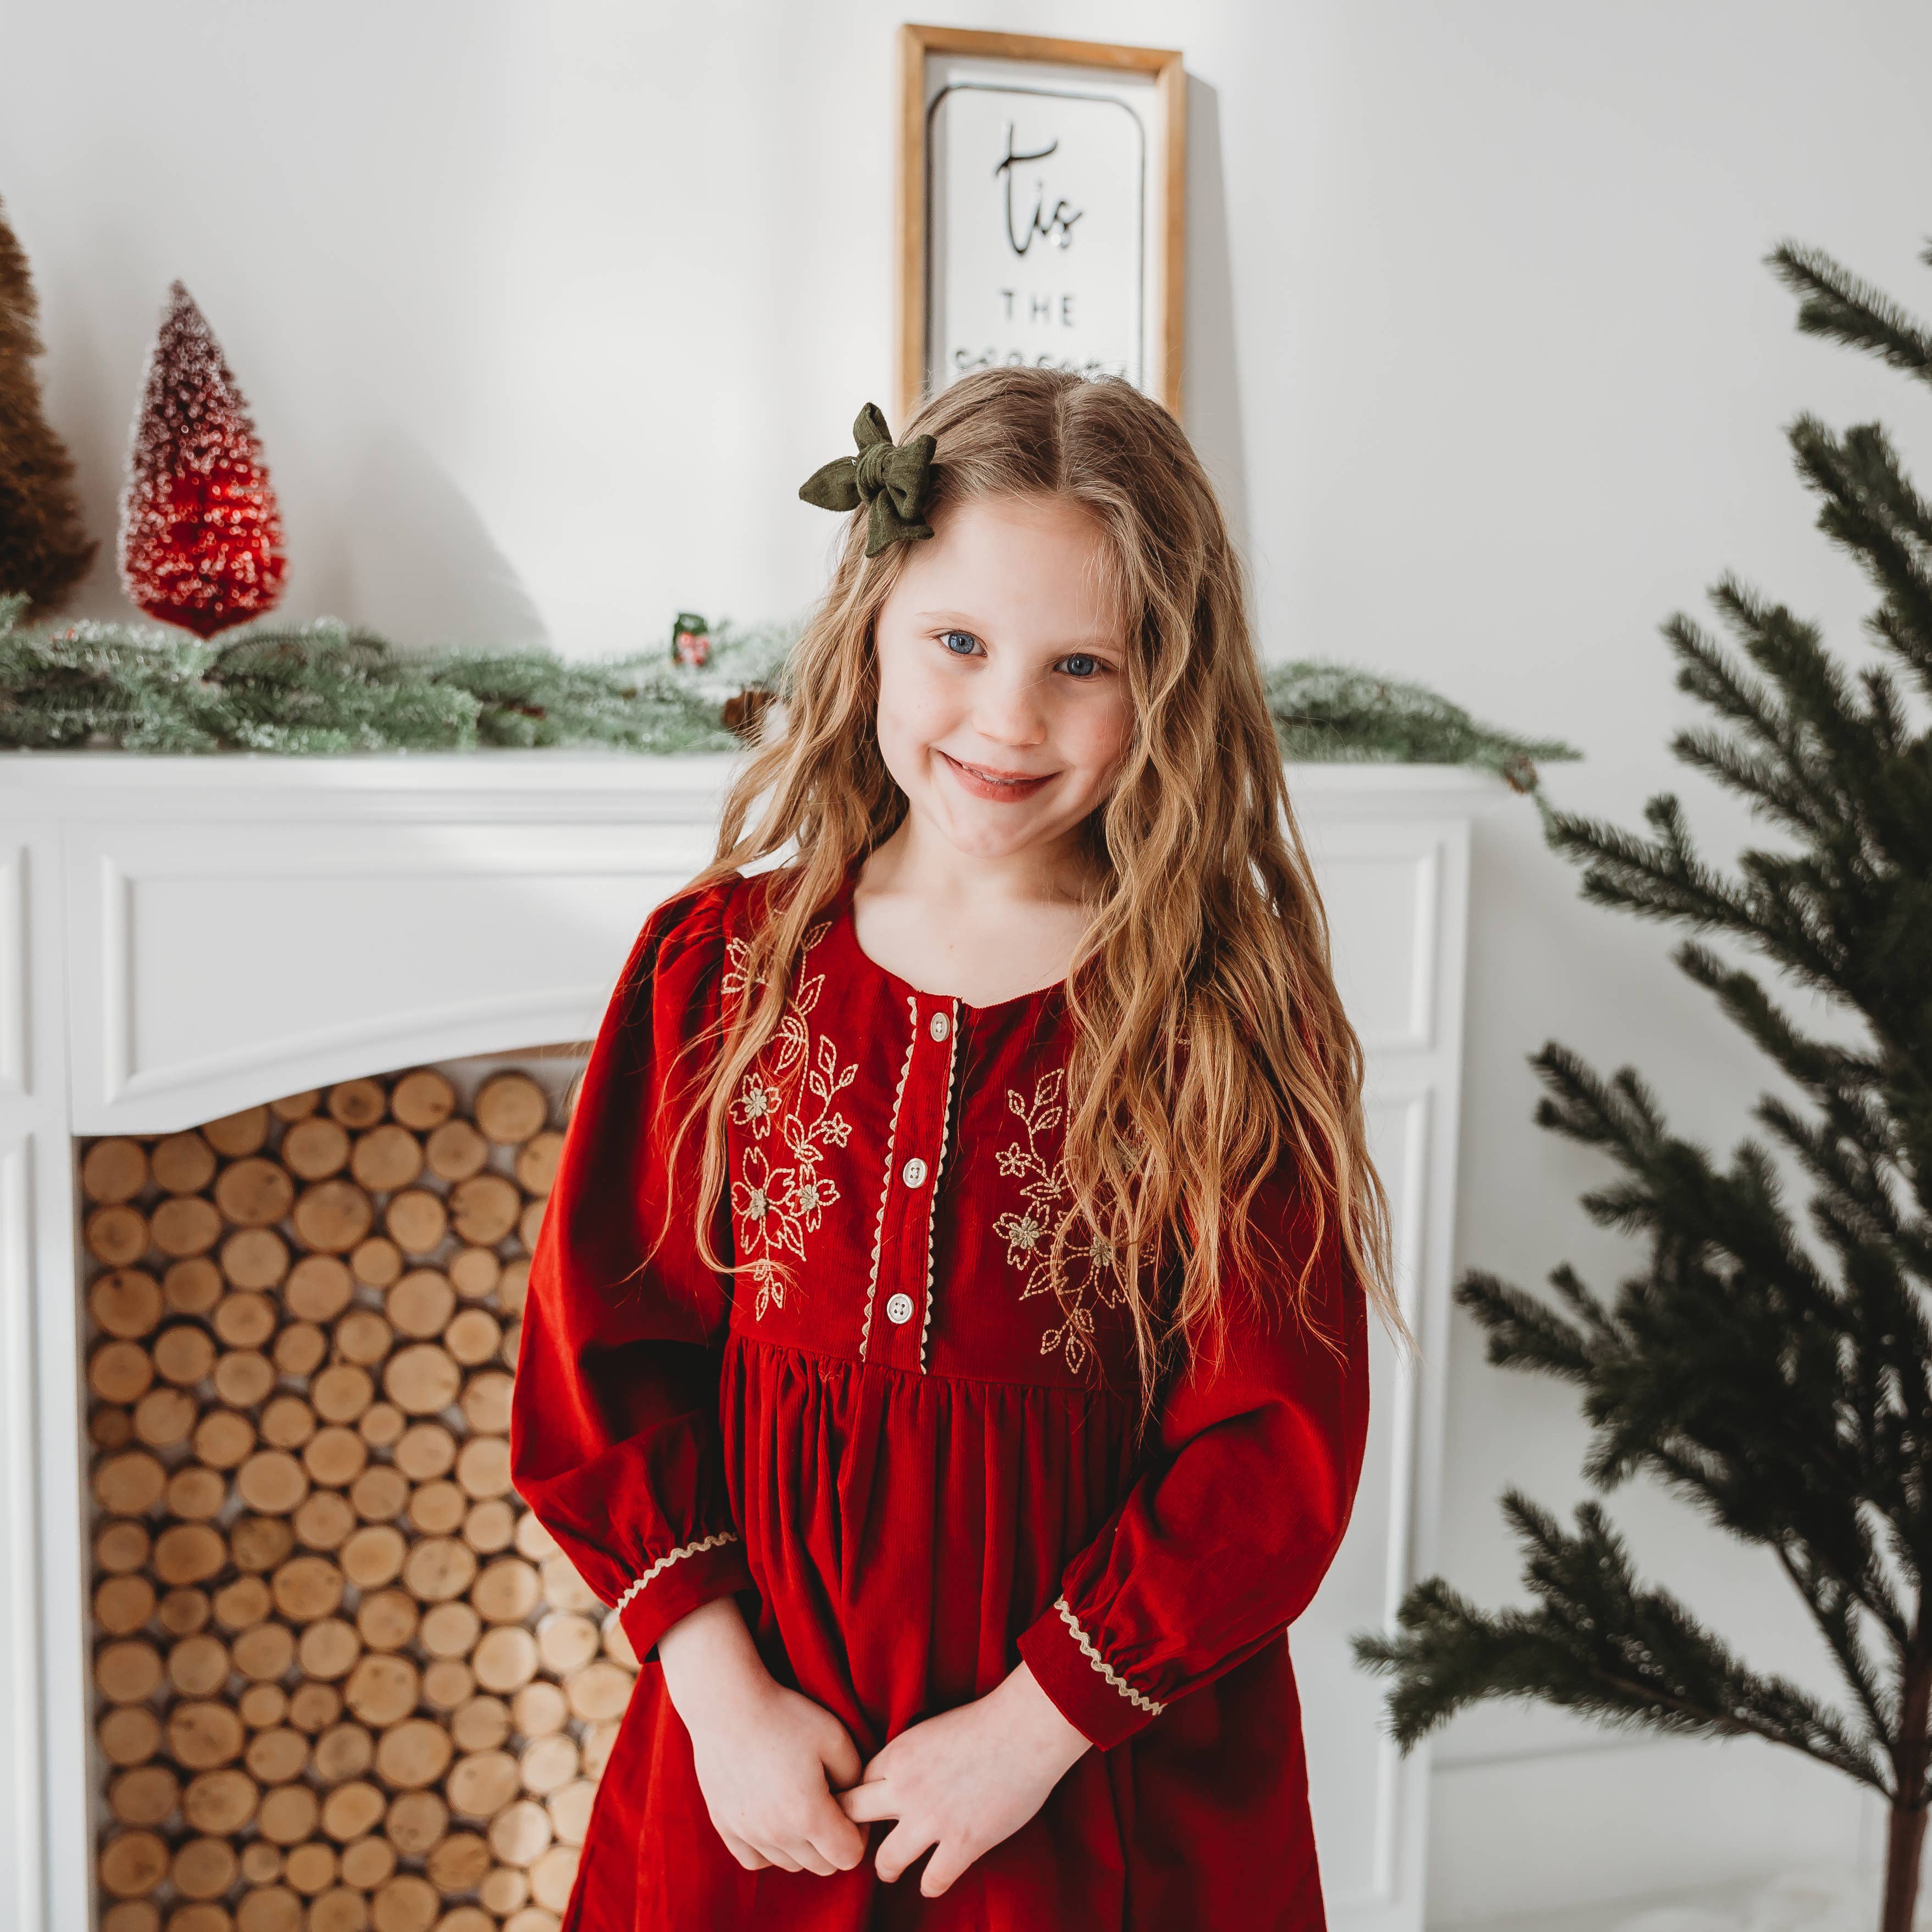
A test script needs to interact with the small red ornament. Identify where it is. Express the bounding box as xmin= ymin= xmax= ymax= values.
xmin=118 ymin=281 xmax=286 ymax=637
xmin=671 ymin=610 xmax=712 ymax=668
